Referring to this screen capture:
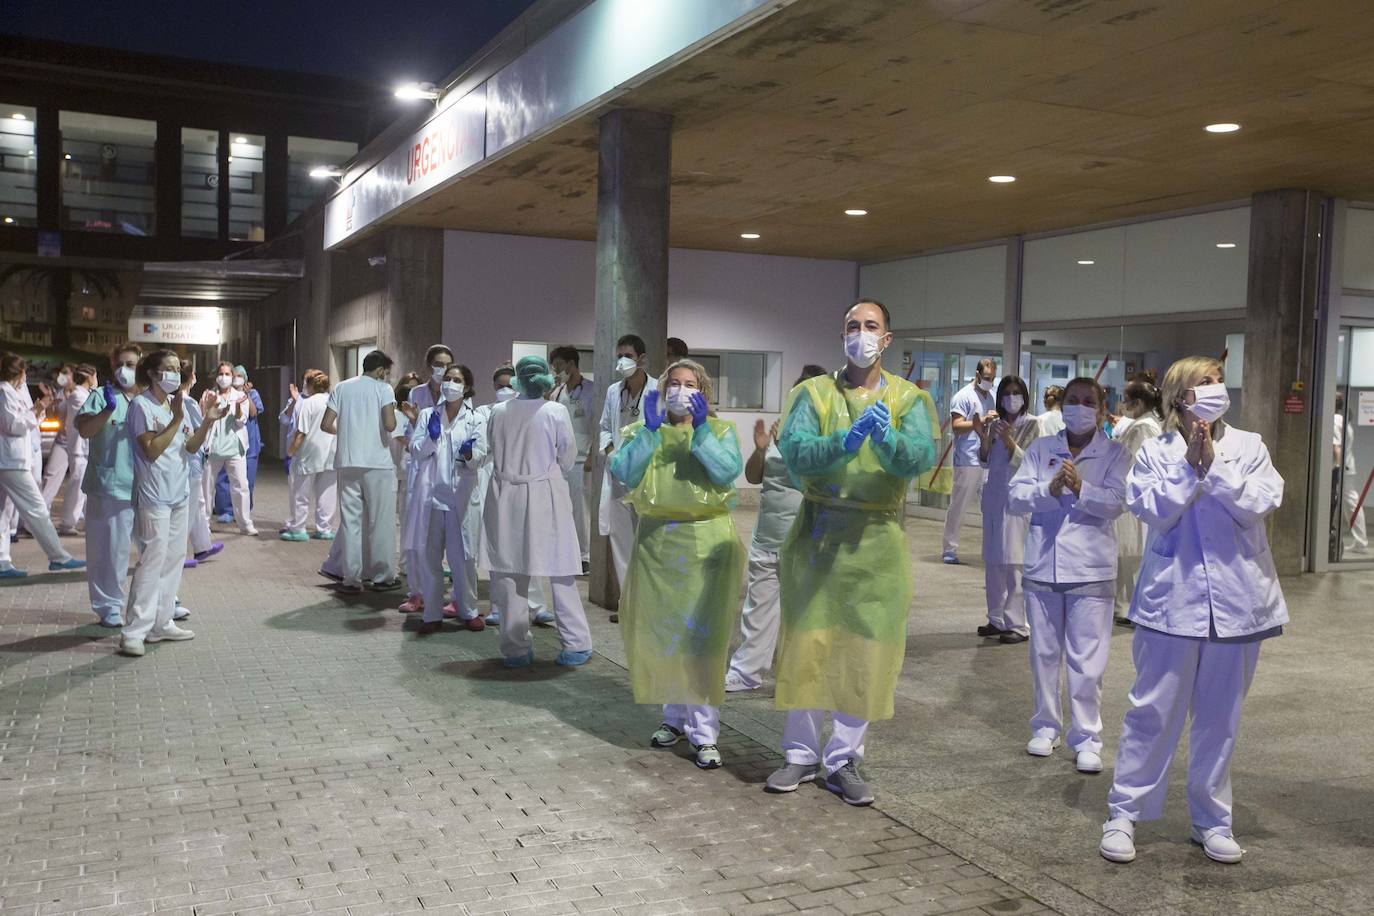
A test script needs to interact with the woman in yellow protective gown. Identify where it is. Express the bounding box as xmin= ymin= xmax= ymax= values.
xmin=610 ymin=359 xmax=745 ymax=770
xmin=765 ymin=299 xmax=938 ymax=806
